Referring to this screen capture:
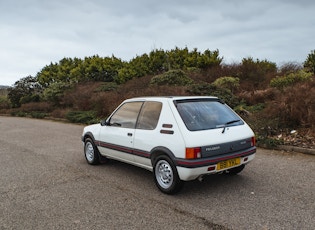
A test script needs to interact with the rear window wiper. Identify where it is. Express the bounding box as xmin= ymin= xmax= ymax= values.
xmin=222 ymin=119 xmax=240 ymax=133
